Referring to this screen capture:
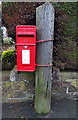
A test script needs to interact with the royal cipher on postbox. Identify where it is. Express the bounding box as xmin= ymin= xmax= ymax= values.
xmin=16 ymin=25 xmax=36 ymax=72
